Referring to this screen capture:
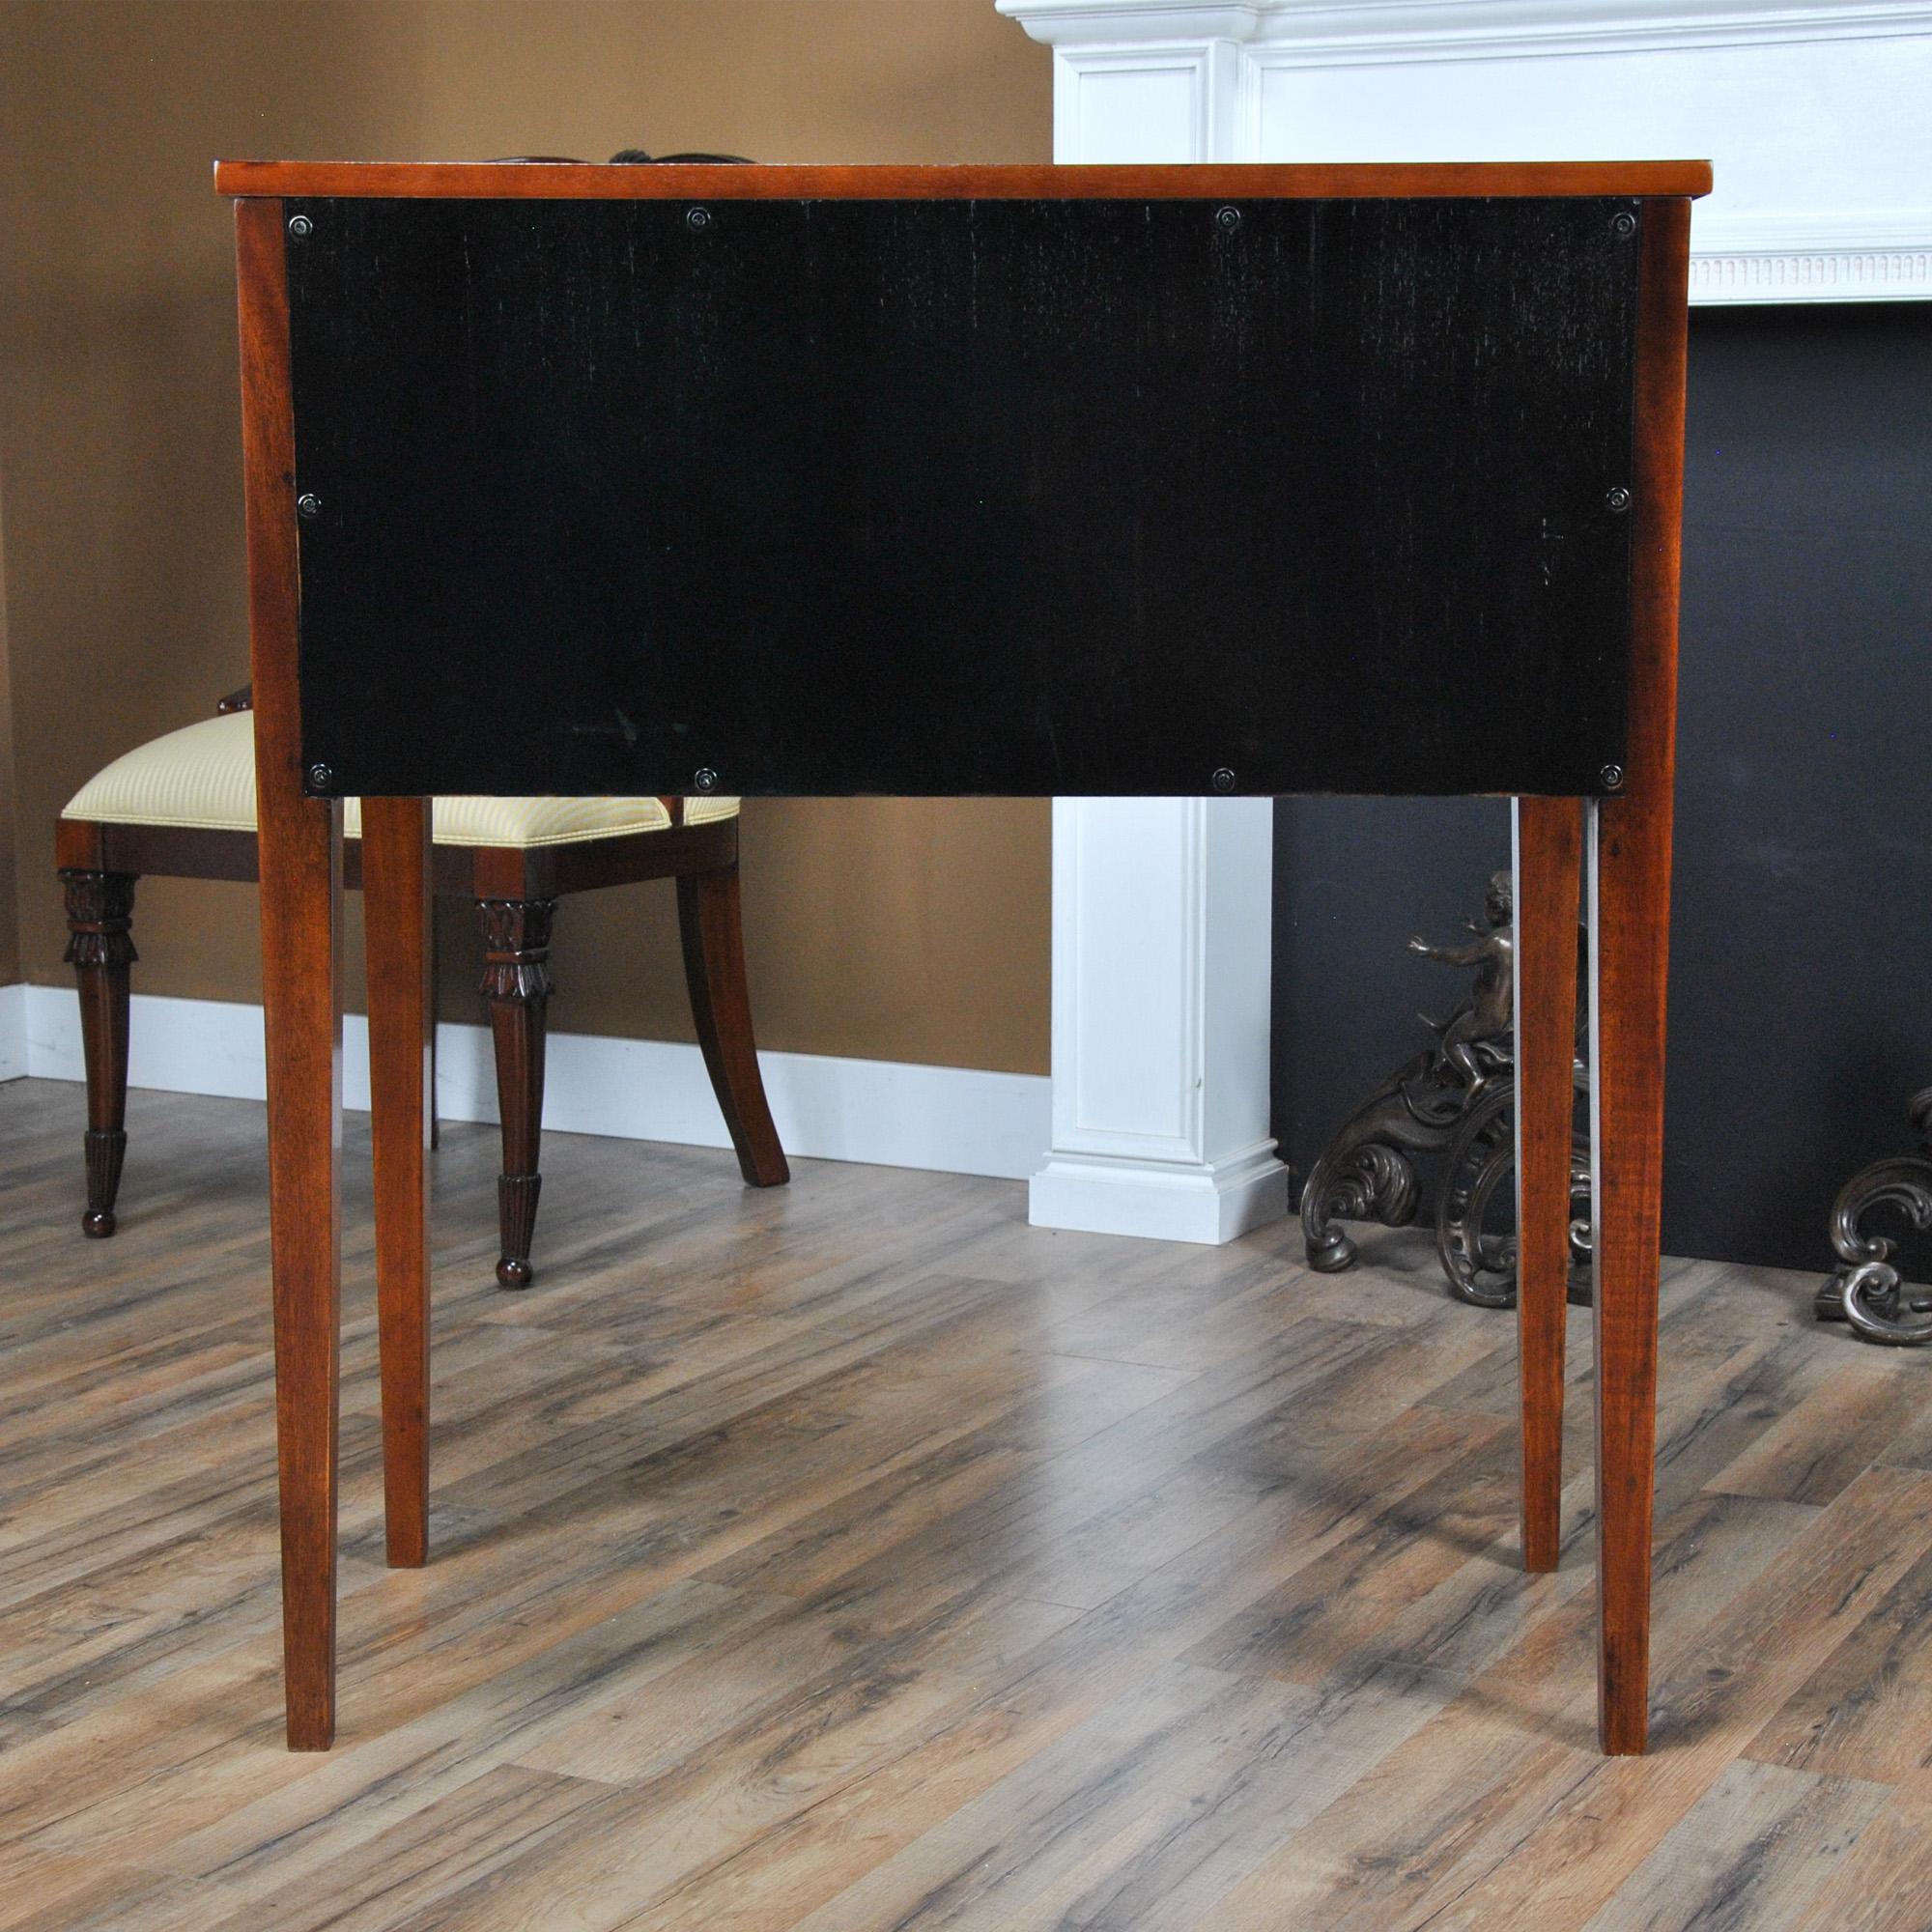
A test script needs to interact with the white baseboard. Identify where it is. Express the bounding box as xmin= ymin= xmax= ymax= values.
xmin=14 ymin=984 xmax=1049 ymax=1182
xmin=1029 ymin=1138 xmax=1291 ymax=1245
xmin=0 ymin=984 xmax=26 ymax=1083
